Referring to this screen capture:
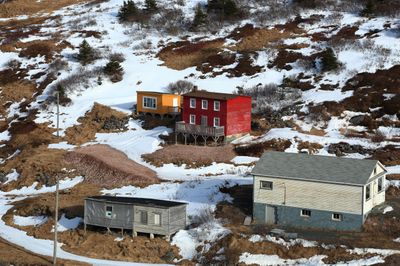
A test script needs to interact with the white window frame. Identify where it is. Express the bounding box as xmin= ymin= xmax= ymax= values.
xmin=190 ymin=98 xmax=196 ymax=108
xmin=300 ymin=209 xmax=311 ymax=217
xmin=202 ymin=99 xmax=208 ymax=110
xmin=366 ymin=184 xmax=371 ymax=201
xmin=154 ymin=213 xmax=161 ymax=226
xmin=189 ymin=114 xmax=196 ymax=125
xmin=260 ymin=180 xmax=273 ymax=190
xmin=142 ymin=96 xmax=157 ymax=110
xmin=213 ymin=117 xmax=220 ymax=127
xmin=214 ymin=100 xmax=220 ymax=111
xmin=332 ymin=213 xmax=342 ymax=221
xmin=105 ymin=205 xmax=113 ymax=218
